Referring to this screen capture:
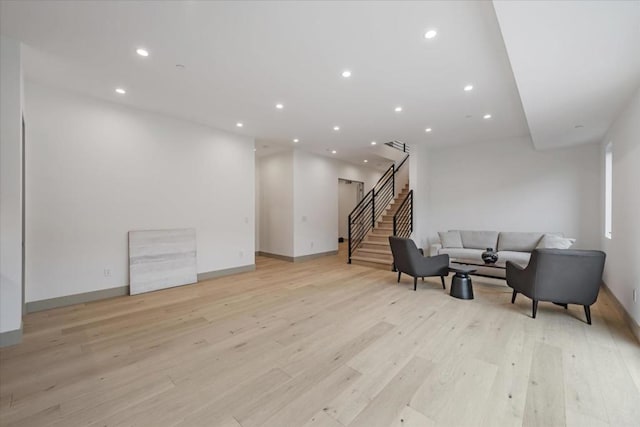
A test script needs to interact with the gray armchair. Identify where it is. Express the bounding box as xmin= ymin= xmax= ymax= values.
xmin=389 ymin=236 xmax=450 ymax=291
xmin=506 ymin=249 xmax=606 ymax=324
